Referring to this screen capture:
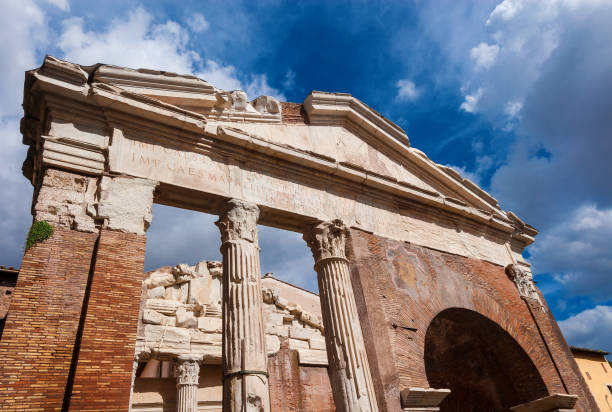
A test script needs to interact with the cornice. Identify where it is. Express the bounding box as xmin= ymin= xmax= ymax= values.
xmin=92 ymin=64 xmax=217 ymax=108
xmin=304 ymin=91 xmax=410 ymax=147
xmin=21 ymin=56 xmax=538 ymax=249
xmin=302 ymin=91 xmax=511 ymax=219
